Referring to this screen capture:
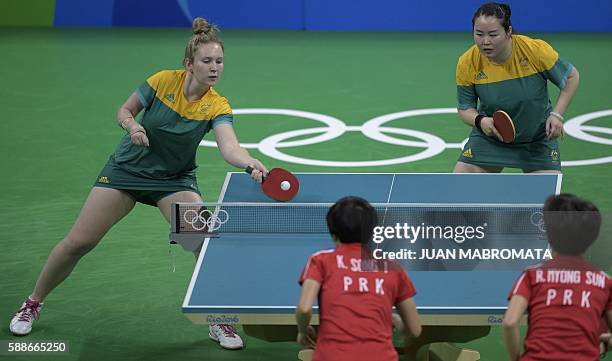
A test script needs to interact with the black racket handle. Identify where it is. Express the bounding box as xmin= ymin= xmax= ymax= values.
xmin=245 ymin=166 xmax=266 ymax=181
